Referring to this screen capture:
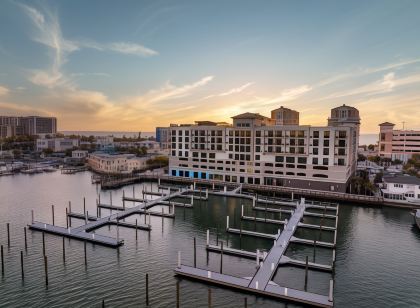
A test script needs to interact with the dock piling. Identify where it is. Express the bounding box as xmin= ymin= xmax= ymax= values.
xmin=7 ymin=223 xmax=10 ymax=247
xmin=328 ymin=279 xmax=334 ymax=302
xmin=206 ymin=229 xmax=209 ymax=246
xmin=83 ymin=197 xmax=86 ymax=216
xmin=176 ymin=281 xmax=180 ymax=308
xmin=31 ymin=210 xmax=34 ymax=224
xmin=220 ymin=241 xmax=223 ymax=274
xmin=244 ymin=297 xmax=248 ymax=308
xmin=1 ymin=245 xmax=4 ymax=275
xmin=135 ymin=219 xmax=138 ymax=240
xmin=62 ymin=237 xmax=66 ymax=263
xmin=304 ymin=256 xmax=308 ymax=291
xmin=193 ymin=237 xmax=196 ymax=268
xmin=69 ymin=202 xmax=72 ymax=227
xmin=52 ymin=205 xmax=55 ymax=226
xmin=42 ymin=232 xmax=46 ymax=256
xmin=20 ymin=251 xmax=24 ymax=280
xmin=84 ymin=241 xmax=87 ymax=266
xmin=44 ymin=255 xmax=48 ymax=287
xmin=146 ymin=273 xmax=149 ymax=306
xmin=208 ymin=288 xmax=212 ymax=308
xmin=66 ymin=208 xmax=69 ymax=228
xmin=177 ymin=251 xmax=181 ymax=268
xmin=24 ymin=227 xmax=27 ymax=250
